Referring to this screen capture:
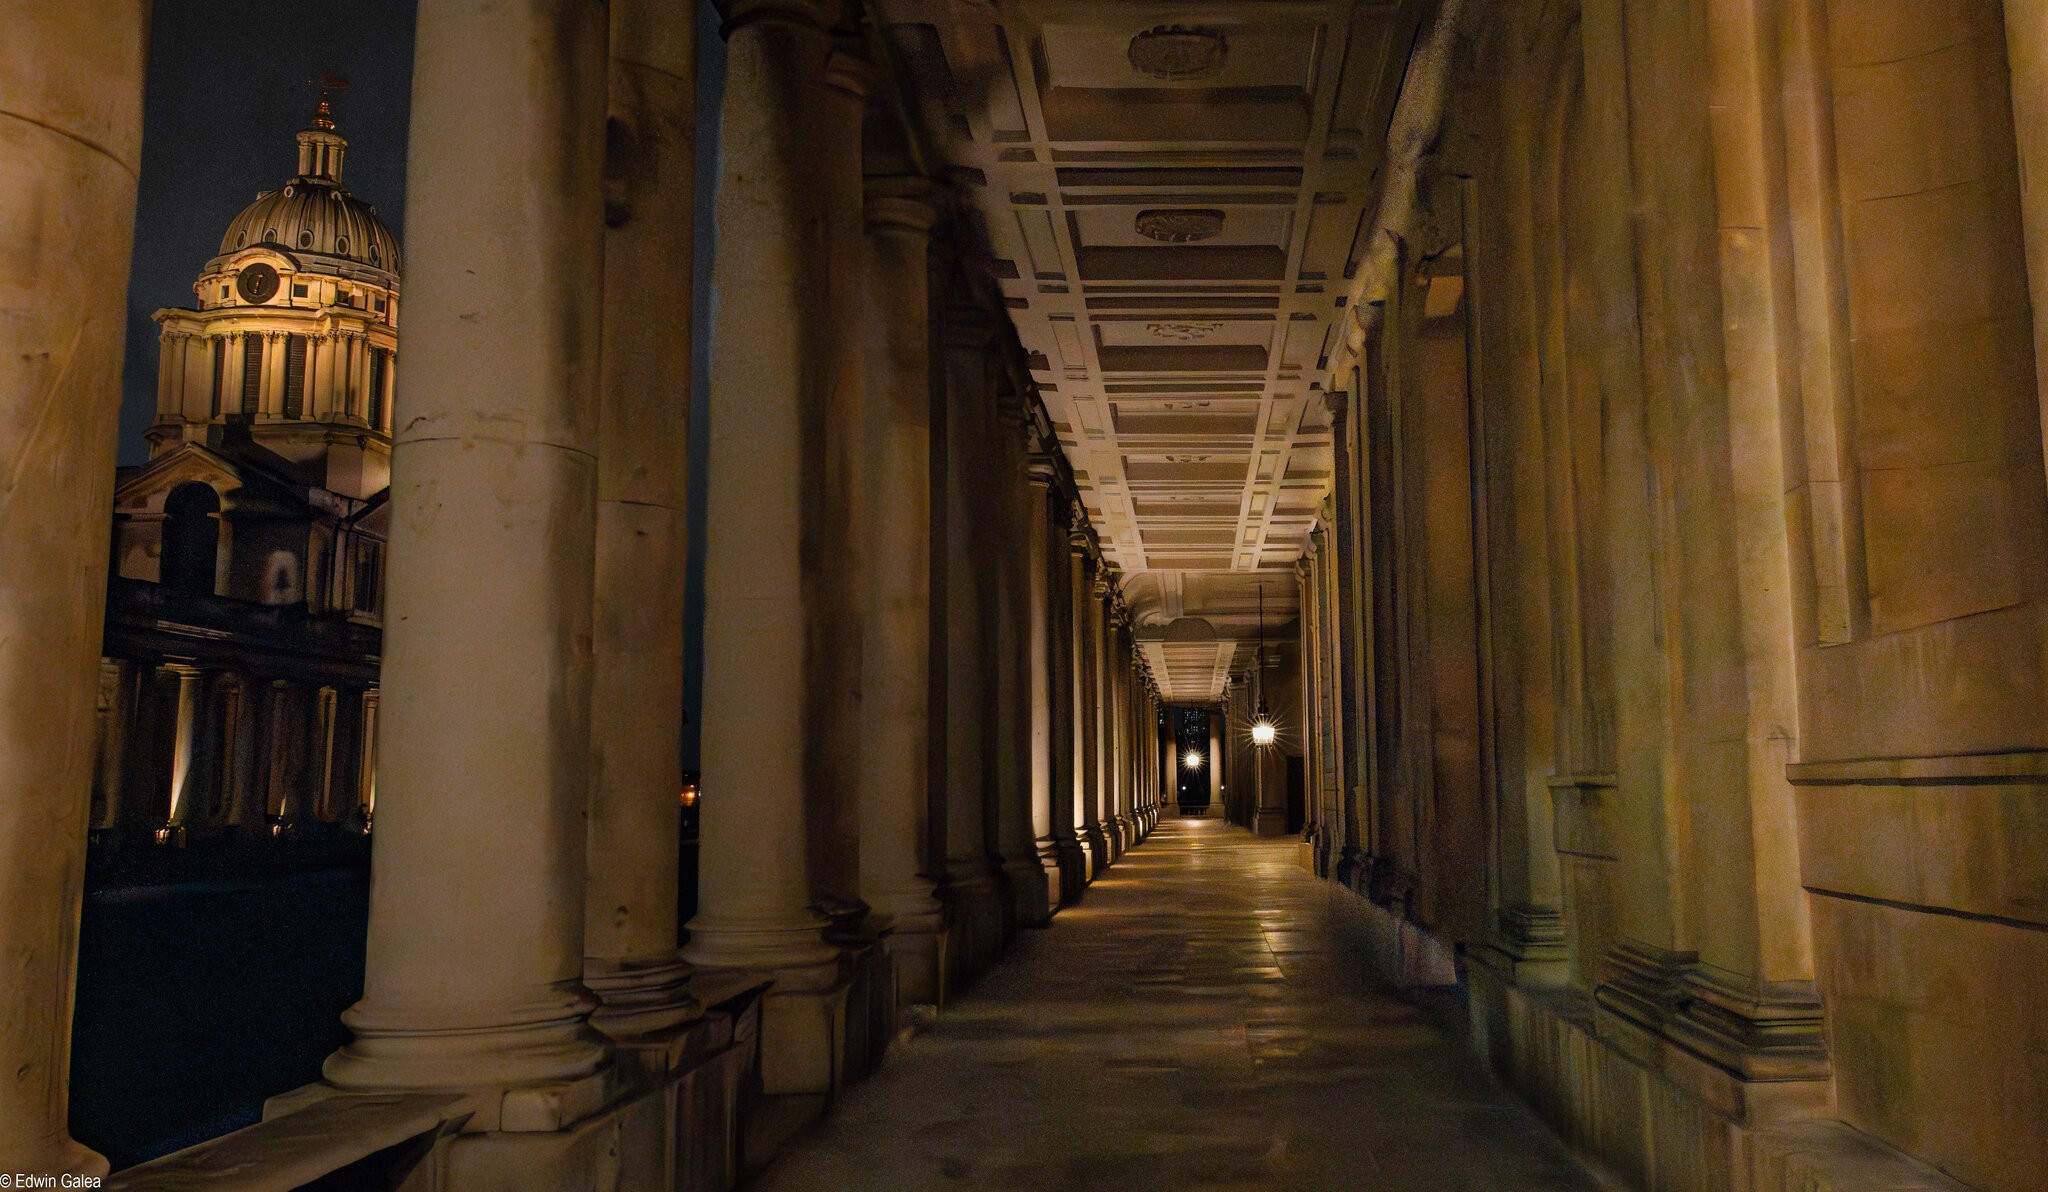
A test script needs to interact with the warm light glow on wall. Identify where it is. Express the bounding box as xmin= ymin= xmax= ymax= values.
xmin=1184 ymin=749 xmax=1204 ymax=770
